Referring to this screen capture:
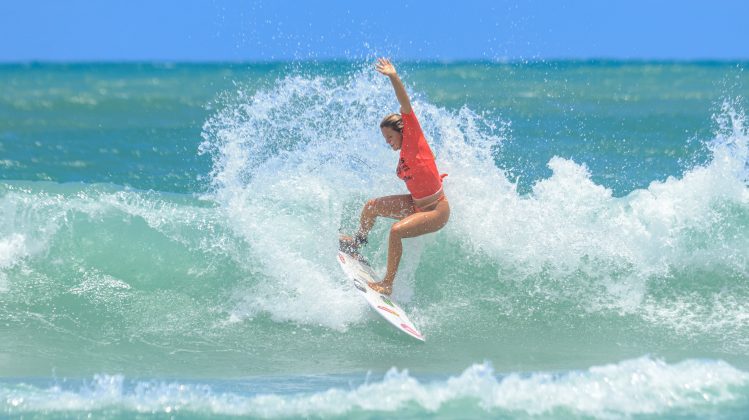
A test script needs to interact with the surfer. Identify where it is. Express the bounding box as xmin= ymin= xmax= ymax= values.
xmin=340 ymin=58 xmax=450 ymax=295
